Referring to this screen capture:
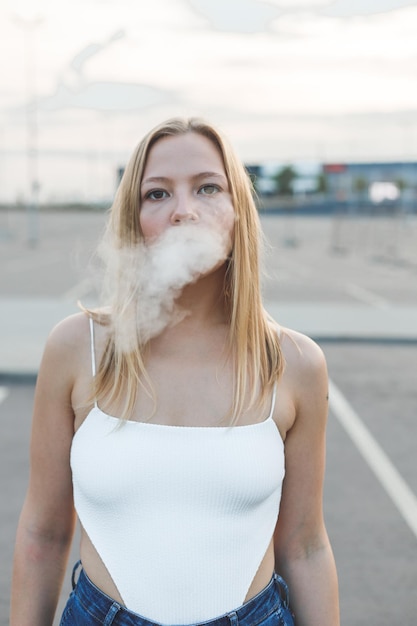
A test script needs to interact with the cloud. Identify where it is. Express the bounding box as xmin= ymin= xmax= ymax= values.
xmin=188 ymin=0 xmax=283 ymax=33
xmin=321 ymin=0 xmax=416 ymax=17
xmin=188 ymin=0 xmax=416 ymax=33
xmin=70 ymin=31 xmax=125 ymax=76
xmin=37 ymin=81 xmax=176 ymax=112
xmin=8 ymin=26 xmax=175 ymax=114
xmin=266 ymin=0 xmax=332 ymax=7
